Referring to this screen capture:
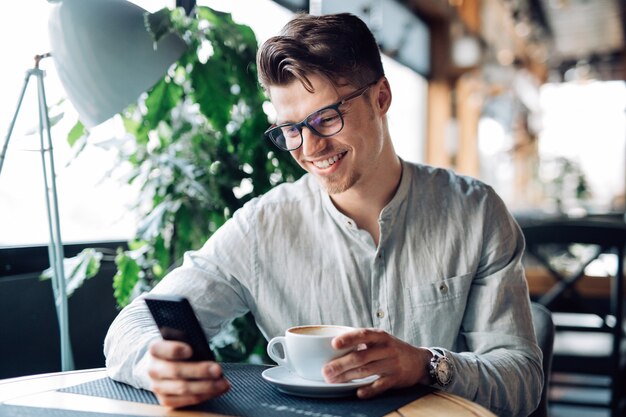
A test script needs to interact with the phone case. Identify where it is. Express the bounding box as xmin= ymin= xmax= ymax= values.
xmin=144 ymin=294 xmax=216 ymax=362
